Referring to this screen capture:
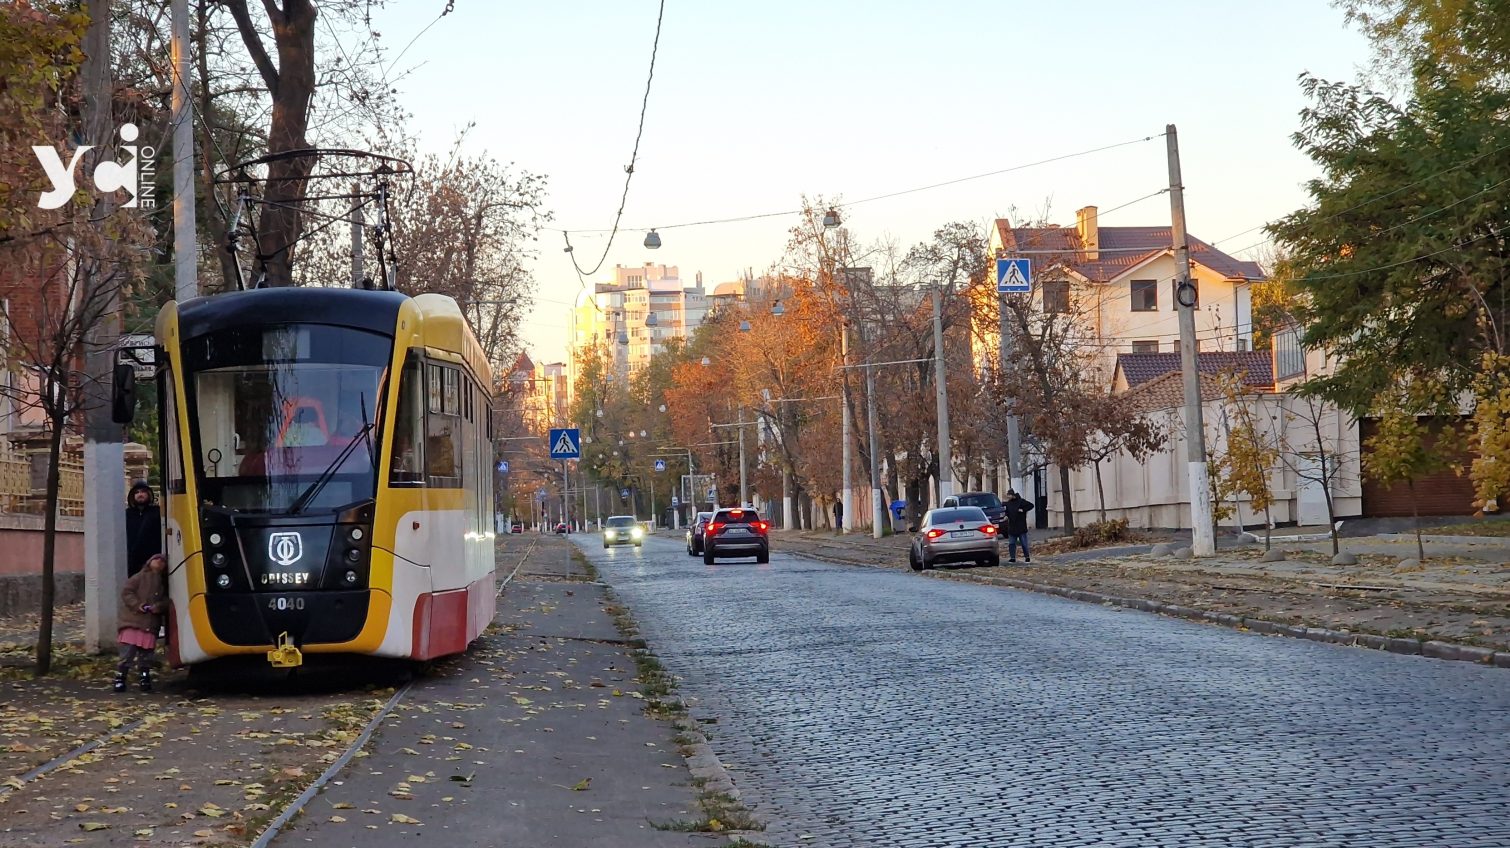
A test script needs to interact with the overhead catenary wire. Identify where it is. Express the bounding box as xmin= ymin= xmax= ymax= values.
xmin=555 ymin=134 xmax=1167 ymax=236
xmin=562 ymin=0 xmax=666 ymax=279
